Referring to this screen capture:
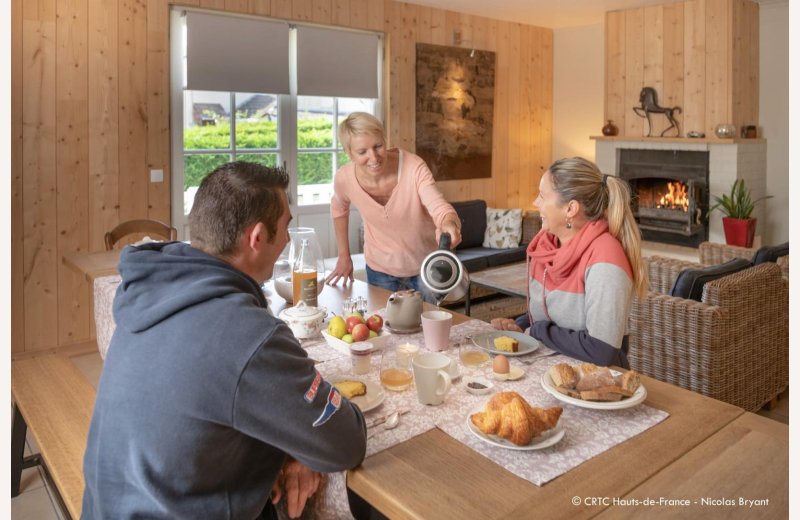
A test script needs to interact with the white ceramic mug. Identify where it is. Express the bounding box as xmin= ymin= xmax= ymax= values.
xmin=412 ymin=352 xmax=453 ymax=405
xmin=420 ymin=310 xmax=453 ymax=351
